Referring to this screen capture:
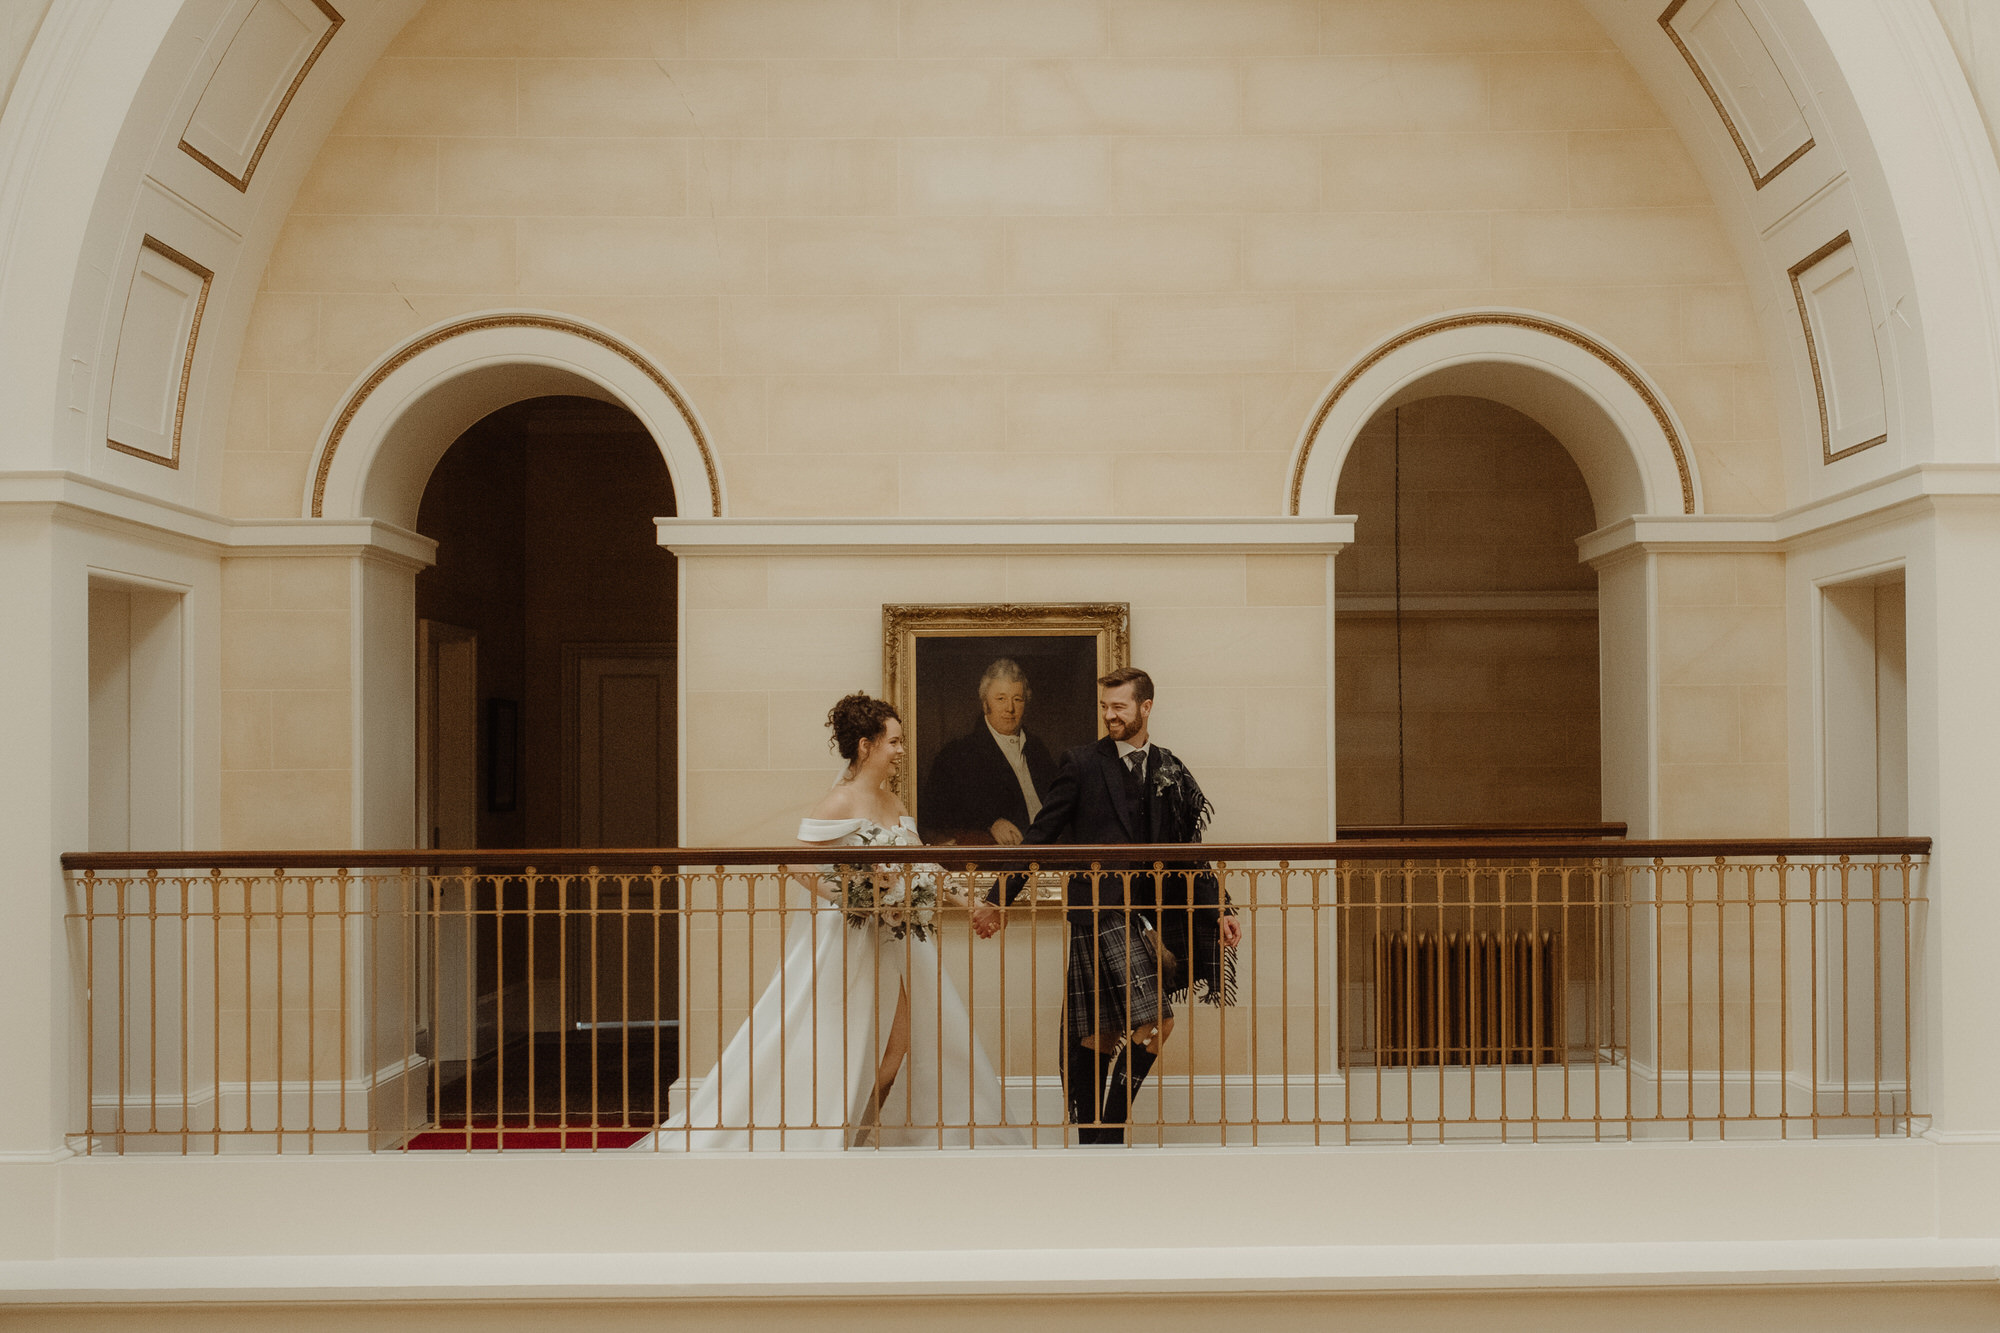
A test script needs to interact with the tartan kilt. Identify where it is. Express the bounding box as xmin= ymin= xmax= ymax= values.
xmin=1065 ymin=910 xmax=1172 ymax=1047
